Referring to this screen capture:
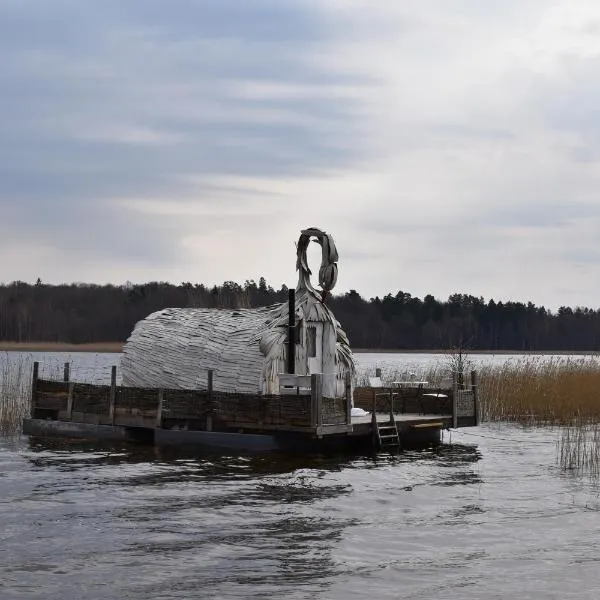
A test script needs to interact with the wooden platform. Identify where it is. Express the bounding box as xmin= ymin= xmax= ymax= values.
xmin=24 ymin=361 xmax=479 ymax=452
